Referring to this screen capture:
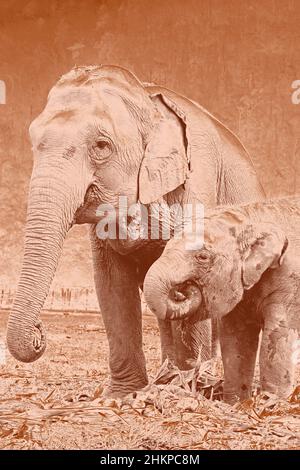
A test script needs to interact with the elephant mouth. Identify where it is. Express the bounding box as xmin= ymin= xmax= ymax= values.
xmin=166 ymin=280 xmax=202 ymax=320
xmin=74 ymin=184 xmax=102 ymax=224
